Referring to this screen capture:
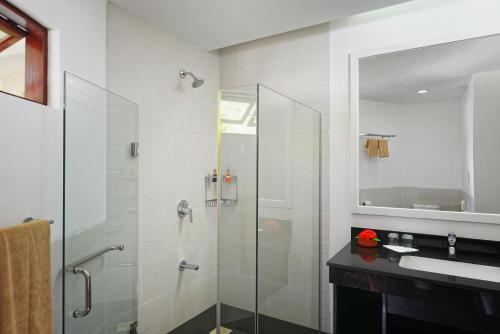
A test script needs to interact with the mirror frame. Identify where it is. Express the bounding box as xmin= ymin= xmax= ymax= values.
xmin=350 ymin=30 xmax=500 ymax=225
